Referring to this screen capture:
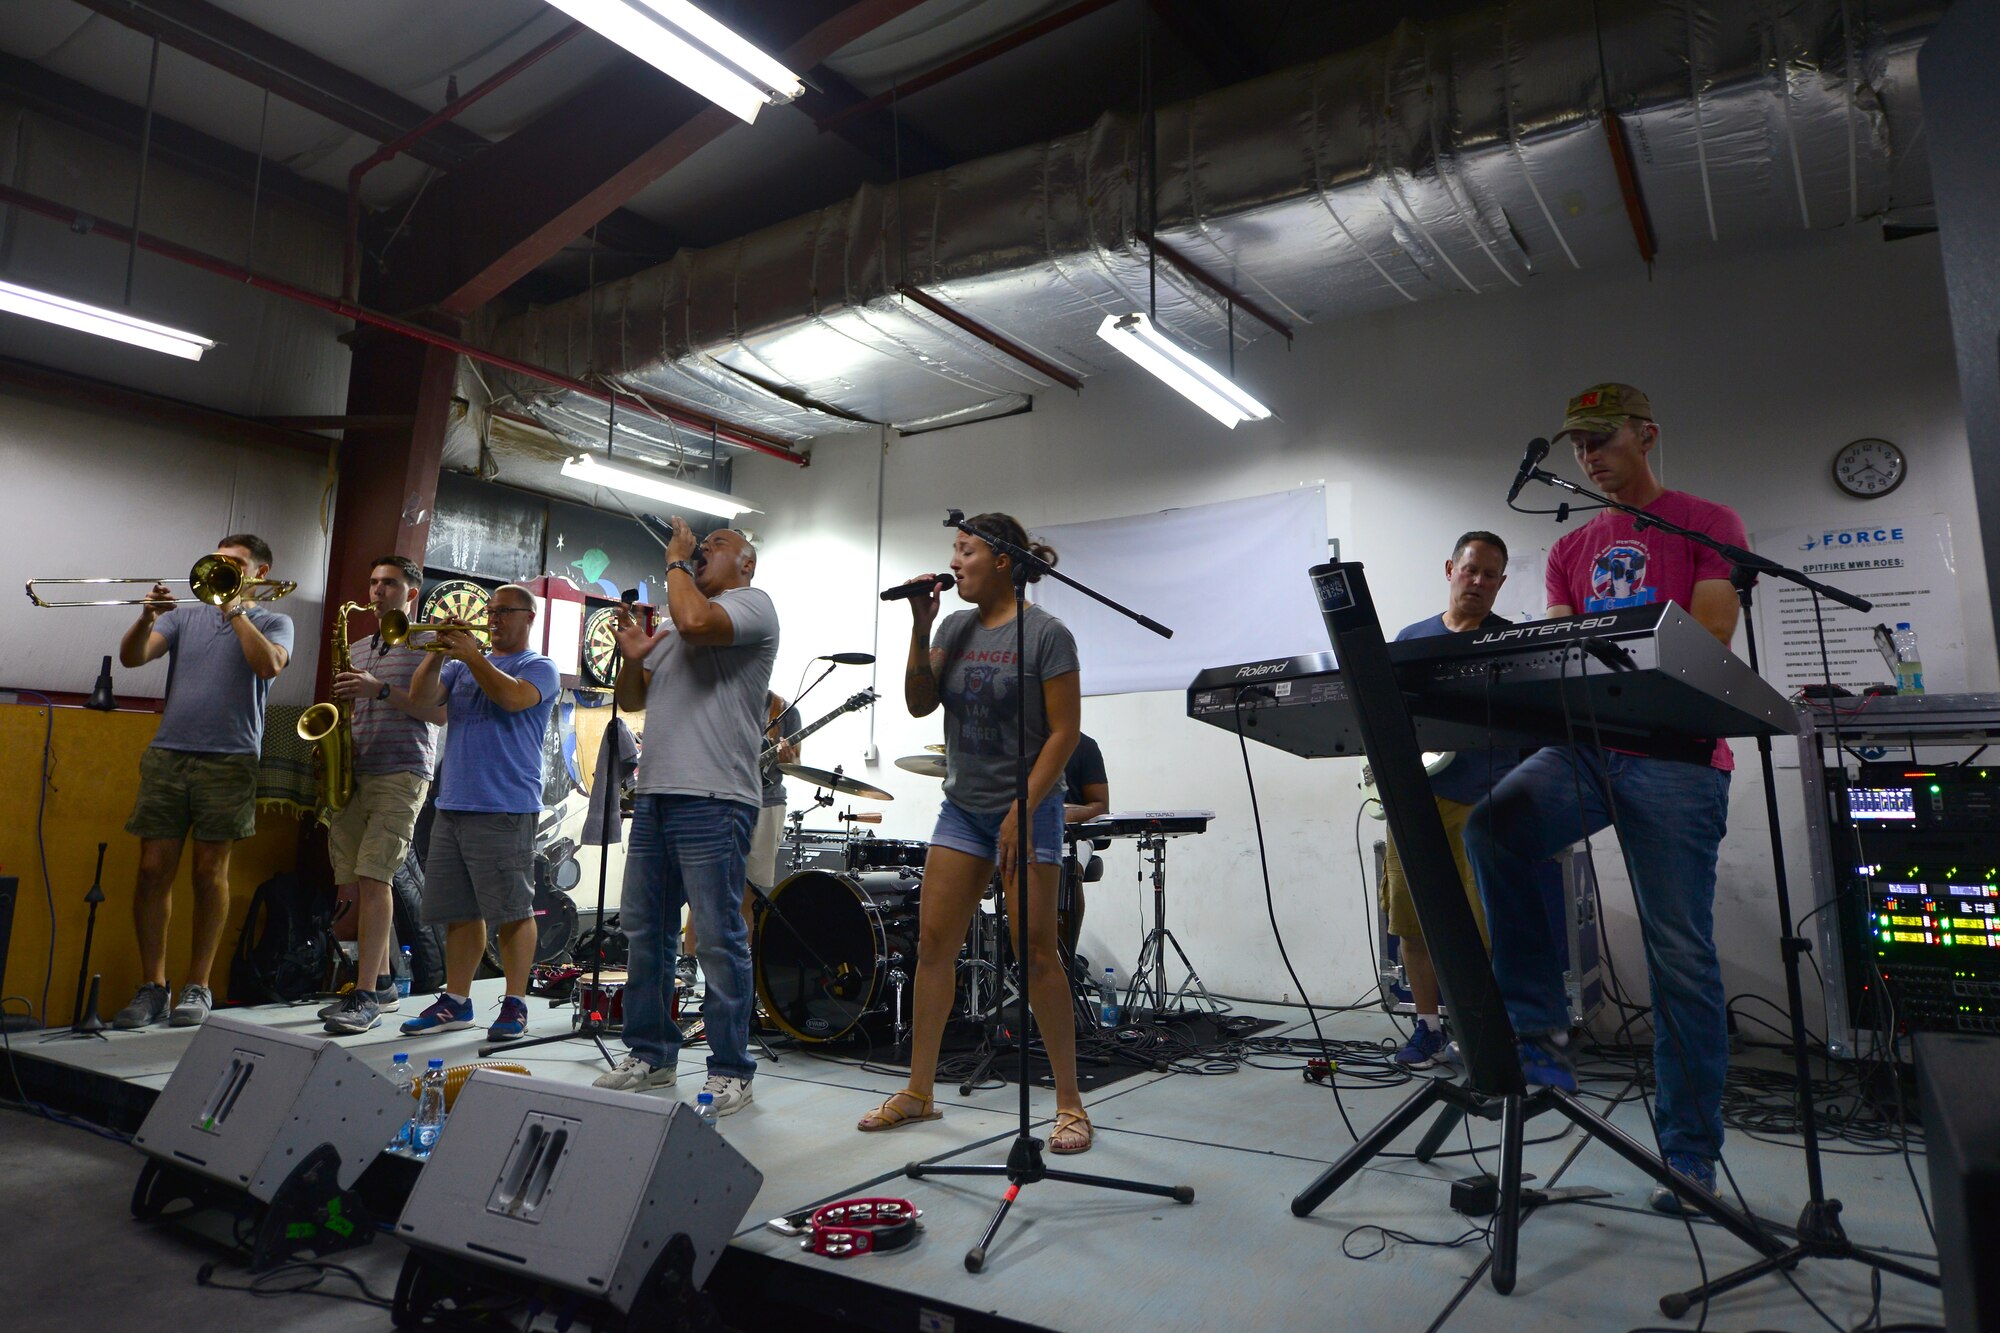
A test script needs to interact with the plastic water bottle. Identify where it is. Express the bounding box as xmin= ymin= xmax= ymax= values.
xmin=694 ymin=1091 xmax=718 ymax=1129
xmin=386 ymin=1053 xmax=416 ymax=1151
xmin=396 ymin=946 xmax=413 ymax=998
xmin=1099 ymin=967 xmax=1119 ymax=1029
xmin=1892 ymin=622 xmax=1925 ymax=696
xmin=411 ymin=1059 xmax=447 ymax=1158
